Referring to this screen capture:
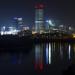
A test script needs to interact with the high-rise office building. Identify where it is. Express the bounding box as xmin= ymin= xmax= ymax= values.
xmin=13 ymin=17 xmax=23 ymax=30
xmin=35 ymin=4 xmax=45 ymax=33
